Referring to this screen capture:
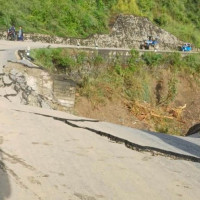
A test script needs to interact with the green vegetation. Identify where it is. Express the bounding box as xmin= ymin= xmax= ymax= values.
xmin=0 ymin=0 xmax=200 ymax=46
xmin=0 ymin=0 xmax=115 ymax=37
xmin=31 ymin=48 xmax=105 ymax=74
